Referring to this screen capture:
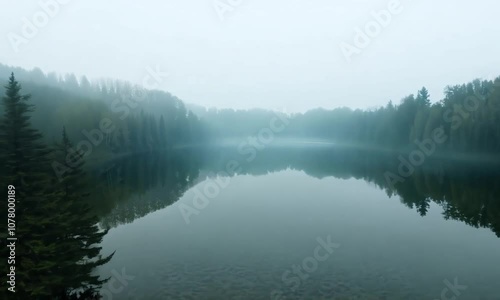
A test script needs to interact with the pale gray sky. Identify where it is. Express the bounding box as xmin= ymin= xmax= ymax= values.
xmin=1 ymin=0 xmax=499 ymax=112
